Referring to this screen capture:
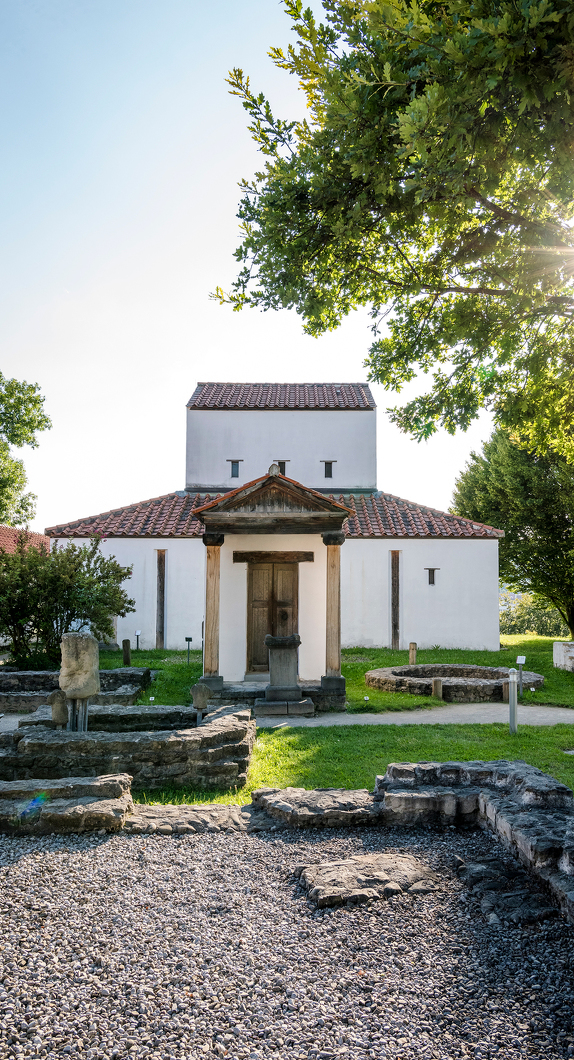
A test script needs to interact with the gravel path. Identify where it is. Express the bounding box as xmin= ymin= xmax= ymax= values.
xmin=0 ymin=827 xmax=573 ymax=1060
